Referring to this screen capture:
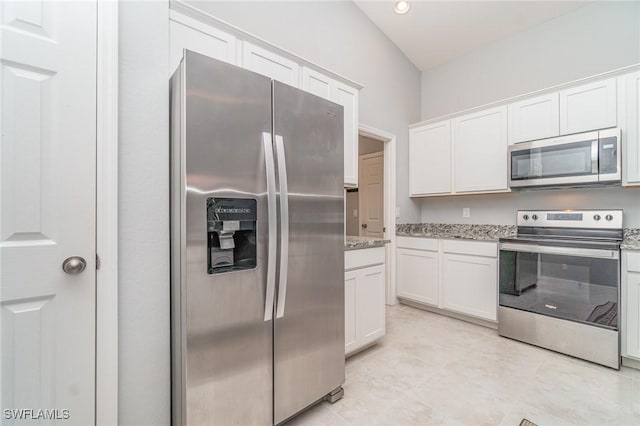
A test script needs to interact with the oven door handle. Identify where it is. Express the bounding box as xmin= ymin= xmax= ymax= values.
xmin=499 ymin=242 xmax=619 ymax=260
